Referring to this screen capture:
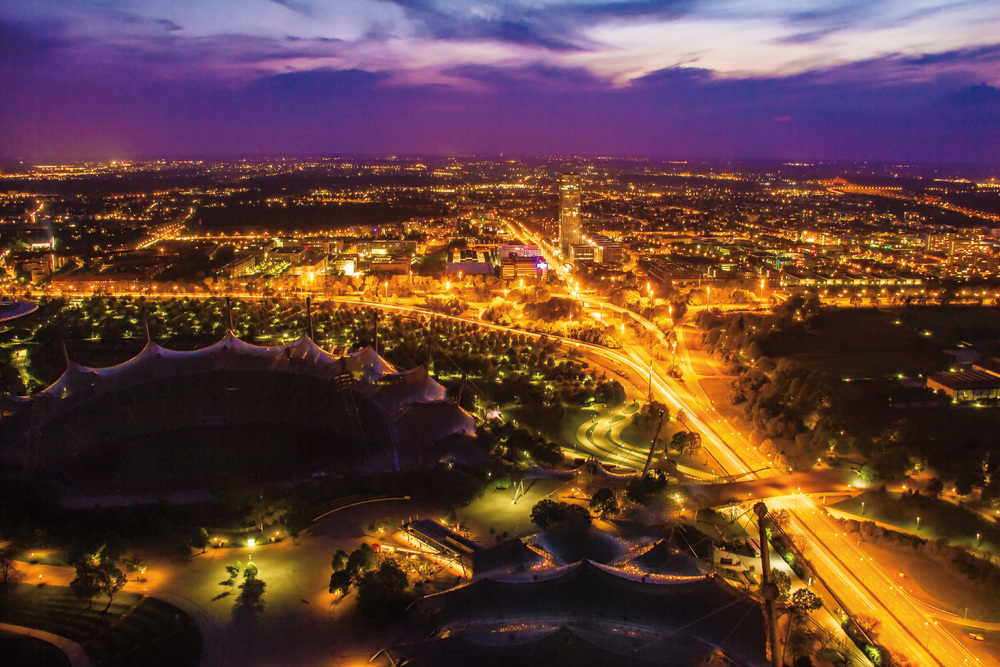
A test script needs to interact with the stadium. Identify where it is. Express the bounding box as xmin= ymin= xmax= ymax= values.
xmin=400 ymin=530 xmax=767 ymax=667
xmin=0 ymin=332 xmax=474 ymax=494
